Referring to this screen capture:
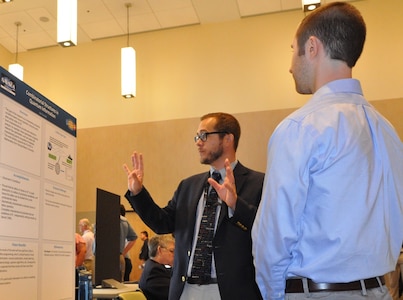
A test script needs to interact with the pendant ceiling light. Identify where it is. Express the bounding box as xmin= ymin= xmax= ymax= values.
xmin=121 ymin=3 xmax=136 ymax=99
xmin=302 ymin=0 xmax=321 ymax=12
xmin=57 ymin=0 xmax=77 ymax=47
xmin=8 ymin=21 xmax=23 ymax=81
